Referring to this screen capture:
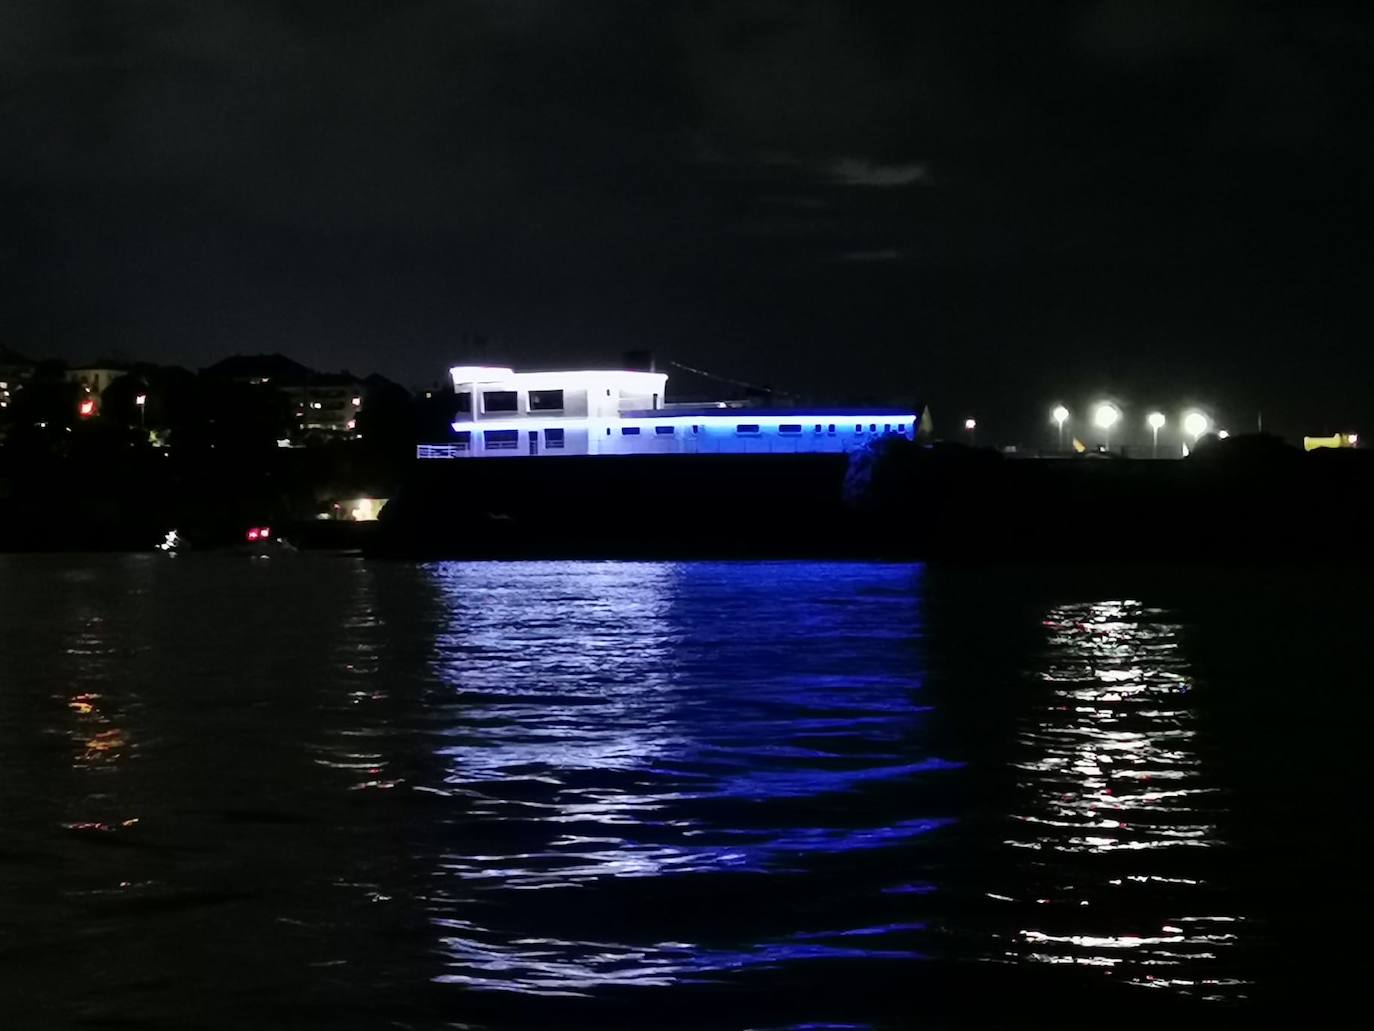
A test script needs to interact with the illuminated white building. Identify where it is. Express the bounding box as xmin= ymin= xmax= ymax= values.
xmin=417 ymin=365 xmax=917 ymax=459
